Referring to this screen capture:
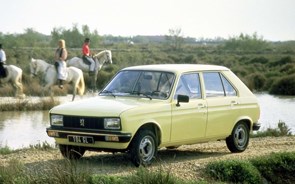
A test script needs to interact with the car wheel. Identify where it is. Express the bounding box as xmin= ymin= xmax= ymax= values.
xmin=59 ymin=145 xmax=85 ymax=159
xmin=226 ymin=122 xmax=249 ymax=153
xmin=129 ymin=129 xmax=157 ymax=167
